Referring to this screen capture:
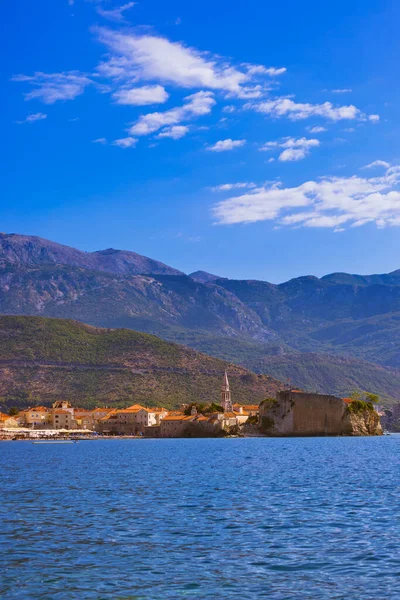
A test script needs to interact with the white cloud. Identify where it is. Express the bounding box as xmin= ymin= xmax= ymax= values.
xmin=212 ymin=165 xmax=400 ymax=229
xmin=97 ymin=28 xmax=247 ymax=92
xmin=249 ymin=97 xmax=374 ymax=121
xmin=113 ymin=136 xmax=137 ymax=148
xmin=157 ymin=125 xmax=189 ymax=139
xmin=112 ymin=85 xmax=169 ymax=105
xmin=96 ymin=28 xmax=278 ymax=96
xmin=260 ymin=137 xmax=320 ymax=161
xmin=362 ymin=160 xmax=391 ymax=170
xmin=12 ymin=71 xmax=92 ymax=104
xmin=97 ymin=2 xmax=135 ymax=22
xmin=278 ymin=148 xmax=308 ymax=162
xmin=207 ymin=139 xmax=246 ymax=152
xmin=308 ymin=126 xmax=327 ymax=133
xmin=92 ymin=137 xmax=107 ymax=144
xmin=16 ymin=112 xmax=47 ymax=124
xmin=129 ymin=91 xmax=215 ymax=136
xmin=222 ymin=105 xmax=236 ymax=113
xmin=369 ymin=114 xmax=380 ymax=122
xmin=331 ymin=88 xmax=352 ymax=93
xmin=211 ymin=182 xmax=256 ymax=192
